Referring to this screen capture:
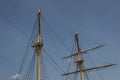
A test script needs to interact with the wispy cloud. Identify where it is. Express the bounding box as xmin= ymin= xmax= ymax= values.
xmin=11 ymin=74 xmax=22 ymax=79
